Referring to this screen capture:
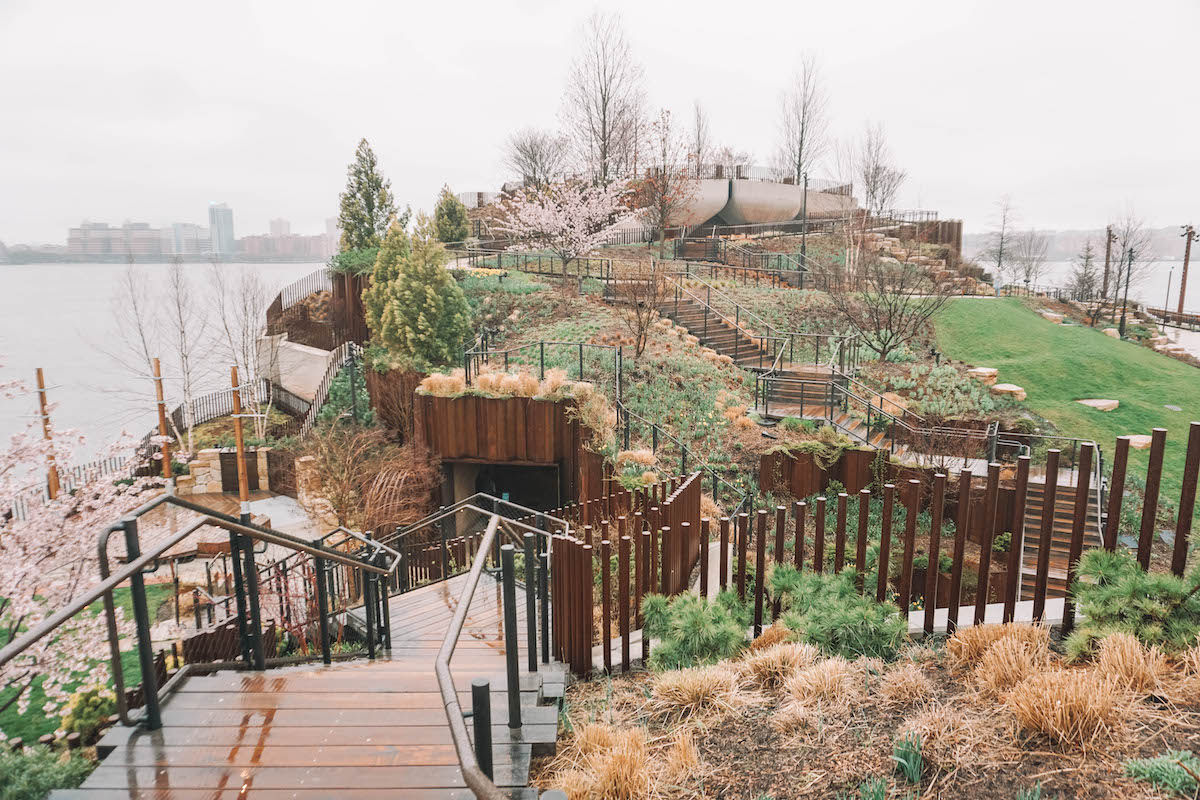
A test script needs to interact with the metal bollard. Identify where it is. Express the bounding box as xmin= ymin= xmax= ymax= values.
xmin=524 ymin=533 xmax=538 ymax=674
xmin=500 ymin=544 xmax=522 ymax=729
xmin=471 ymin=678 xmax=493 ymax=780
